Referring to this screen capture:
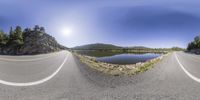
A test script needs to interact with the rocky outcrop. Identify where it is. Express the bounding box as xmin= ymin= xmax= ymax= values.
xmin=0 ymin=26 xmax=67 ymax=55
